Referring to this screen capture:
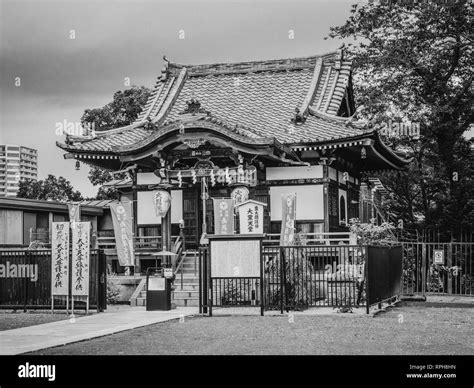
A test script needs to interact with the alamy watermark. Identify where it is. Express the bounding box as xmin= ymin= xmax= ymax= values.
xmin=379 ymin=120 xmax=420 ymax=139
xmin=55 ymin=120 xmax=96 ymax=137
